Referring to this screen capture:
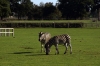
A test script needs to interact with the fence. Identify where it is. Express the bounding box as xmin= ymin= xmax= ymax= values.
xmin=0 ymin=22 xmax=100 ymax=28
xmin=0 ymin=28 xmax=14 ymax=37
xmin=0 ymin=22 xmax=83 ymax=28
xmin=83 ymin=23 xmax=100 ymax=28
